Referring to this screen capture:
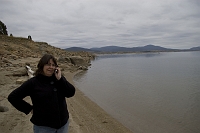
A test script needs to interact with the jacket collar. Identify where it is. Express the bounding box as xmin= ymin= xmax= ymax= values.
xmin=36 ymin=74 xmax=57 ymax=84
